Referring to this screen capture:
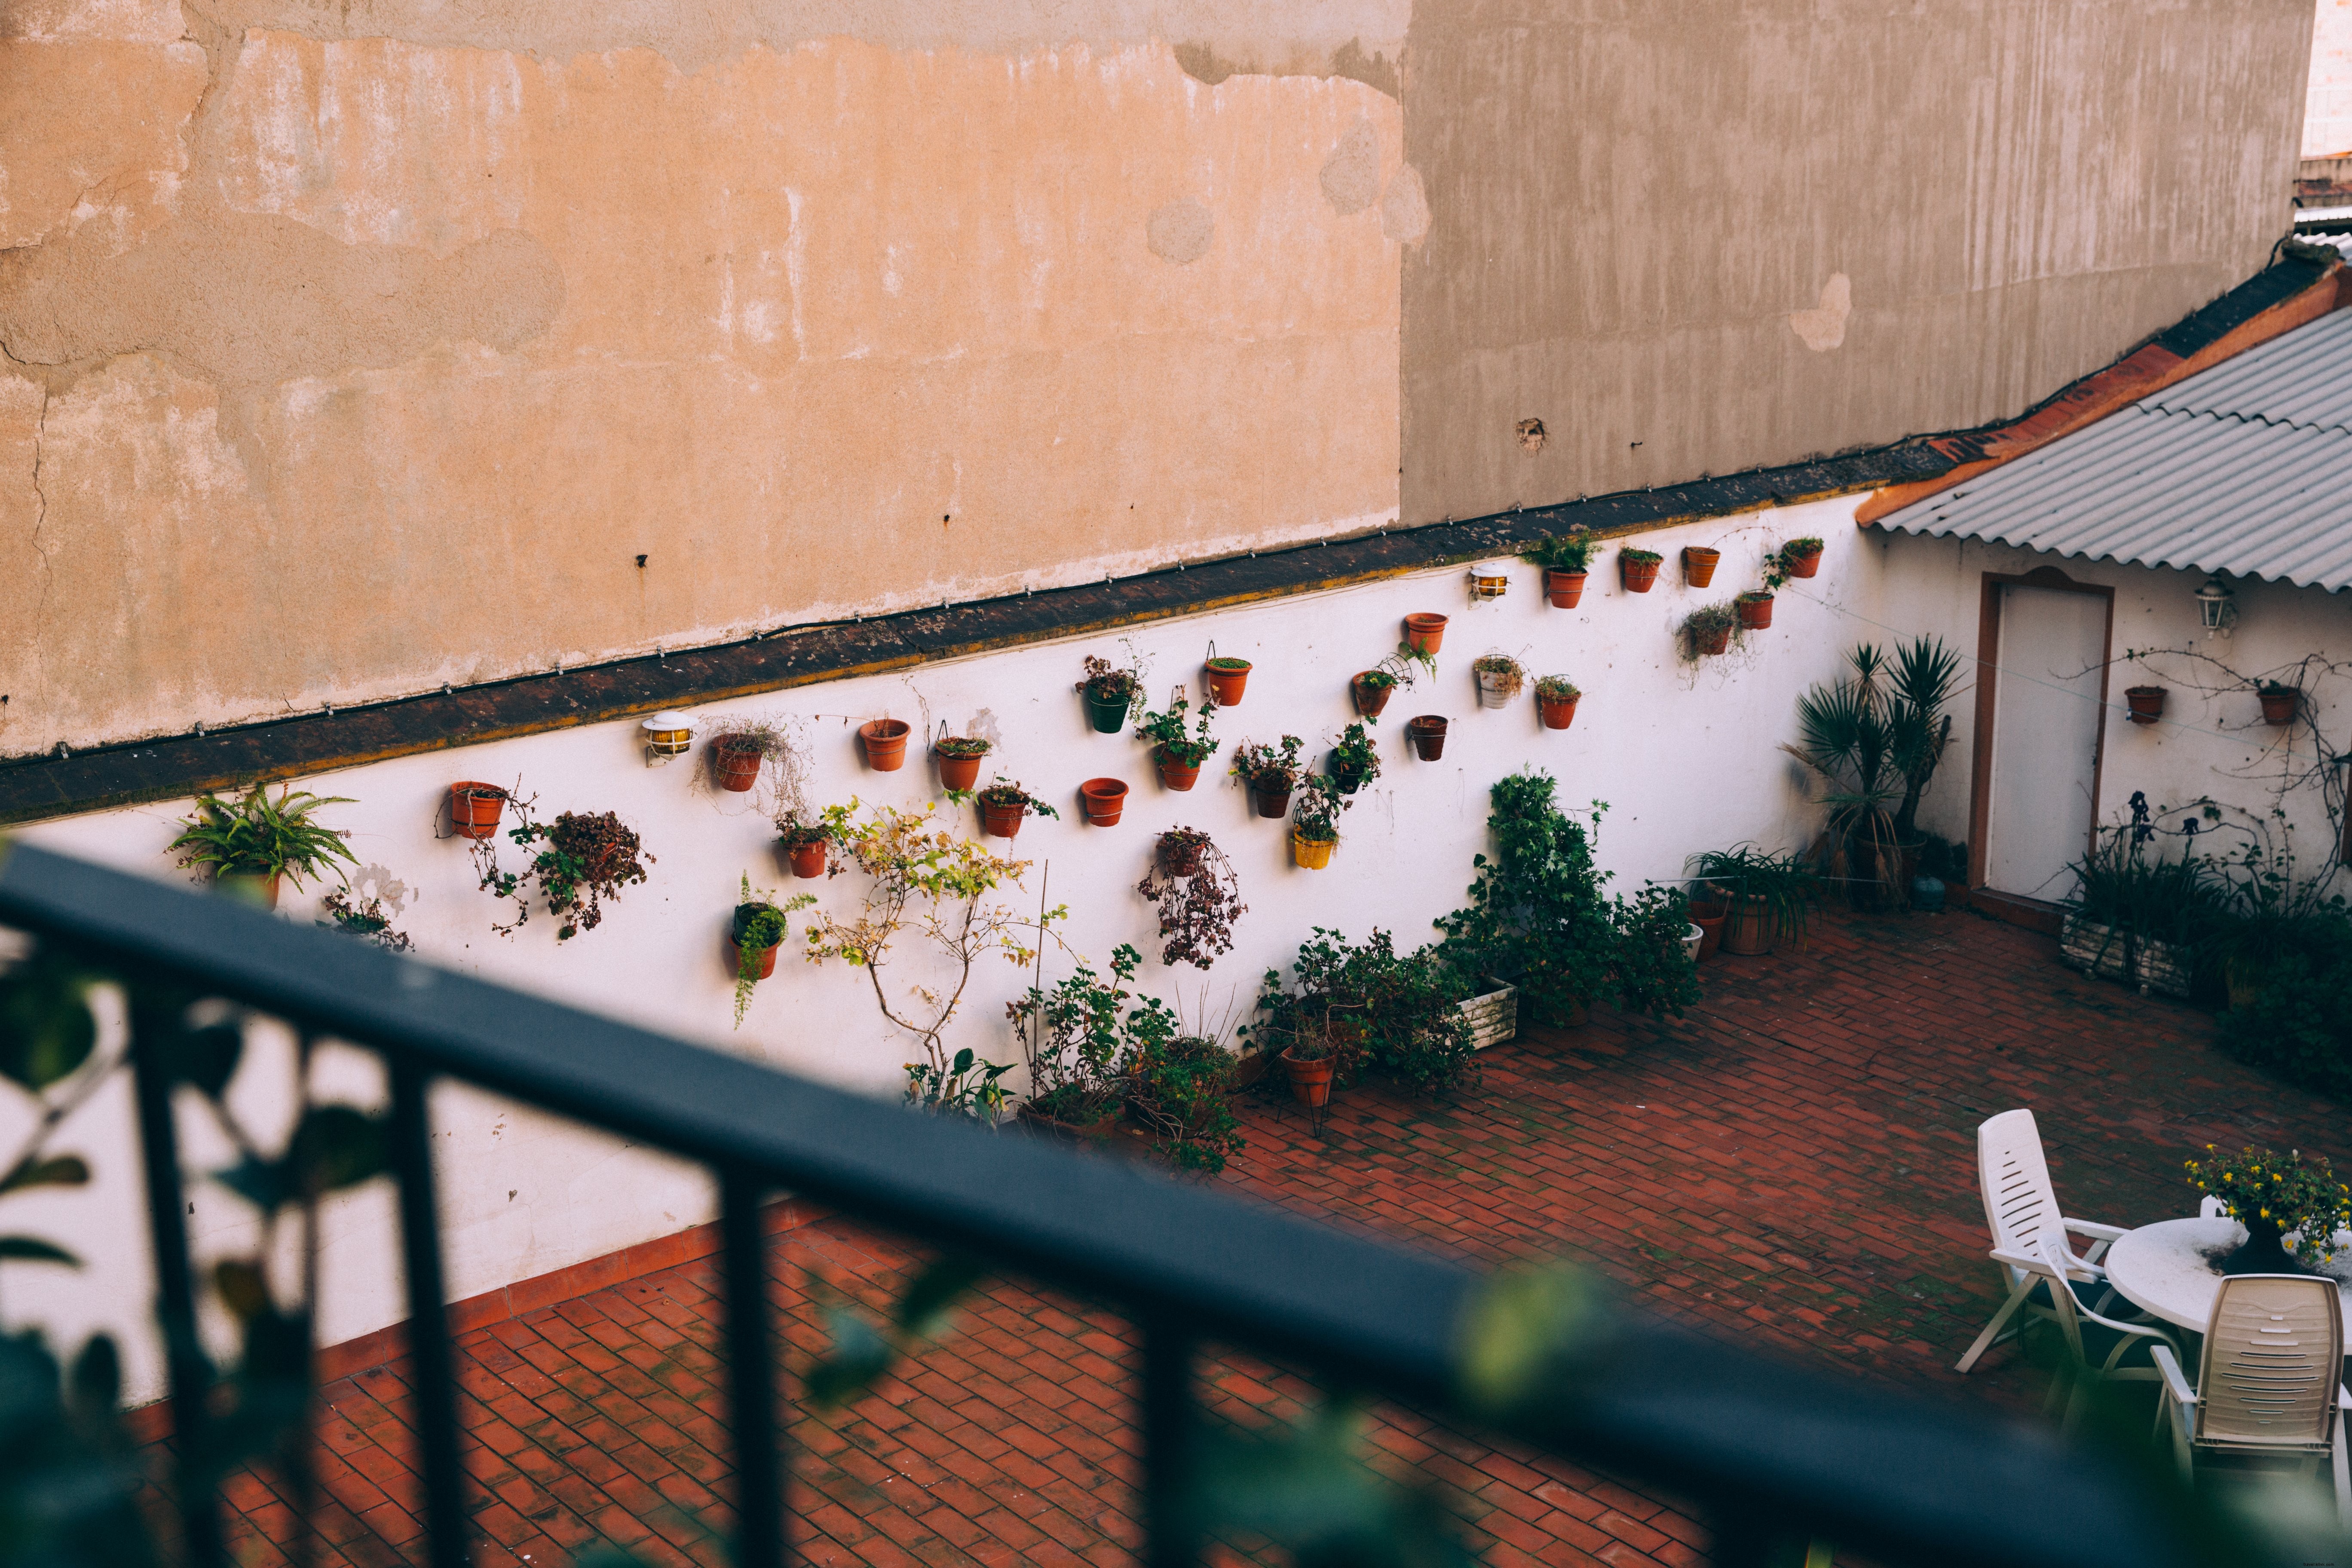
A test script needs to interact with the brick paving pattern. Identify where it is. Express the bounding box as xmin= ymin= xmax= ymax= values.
xmin=178 ymin=907 xmax=2352 ymax=1568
